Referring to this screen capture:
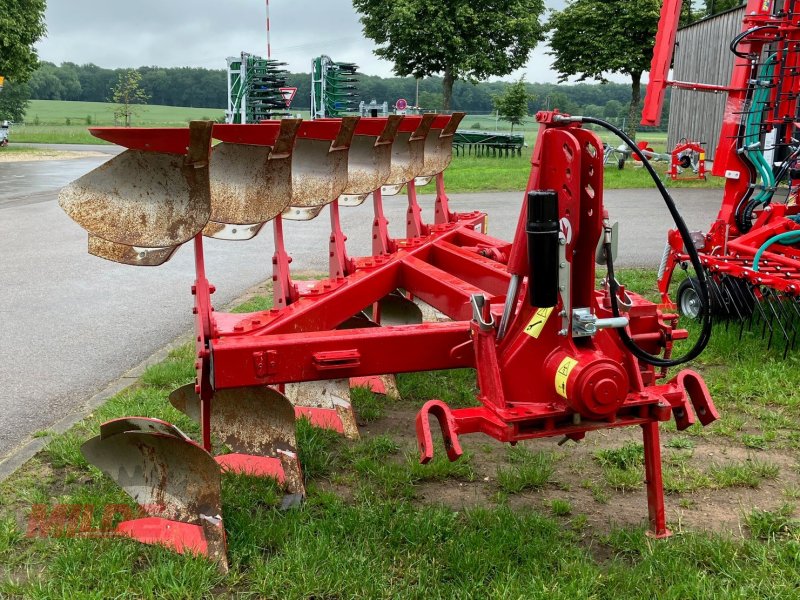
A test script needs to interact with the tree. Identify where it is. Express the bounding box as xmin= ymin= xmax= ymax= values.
xmin=0 ymin=0 xmax=47 ymax=83
xmin=548 ymin=0 xmax=661 ymax=139
xmin=493 ymin=77 xmax=532 ymax=132
xmin=111 ymin=70 xmax=150 ymax=127
xmin=352 ymin=0 xmax=547 ymax=110
xmin=705 ymin=0 xmax=744 ymax=15
xmin=0 ymin=80 xmax=30 ymax=122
